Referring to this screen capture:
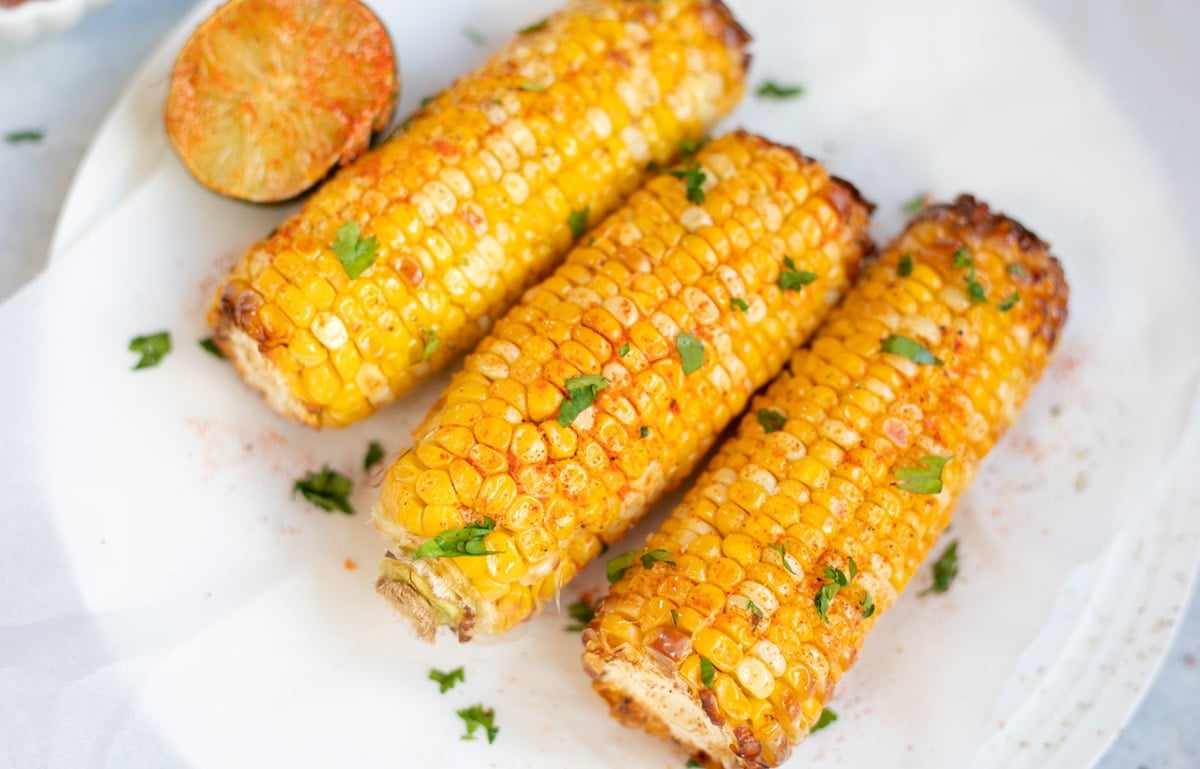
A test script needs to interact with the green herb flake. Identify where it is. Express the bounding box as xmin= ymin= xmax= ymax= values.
xmin=419 ymin=95 xmax=434 ymax=107
xmin=519 ymin=82 xmax=546 ymax=92
xmin=518 ymin=17 xmax=548 ymax=34
xmin=5 ymin=129 xmax=43 ymax=144
xmin=730 ymin=297 xmax=749 ymax=312
xmin=757 ymin=408 xmax=787 ymax=434
xmin=768 ymin=542 xmax=796 ymax=575
xmin=951 ymin=247 xmax=973 ymax=270
xmin=967 ymin=277 xmax=988 ymax=303
xmin=894 ymin=455 xmax=953 ymax=495
xmin=569 ymin=207 xmax=589 ymax=238
xmin=557 ymin=373 xmax=611 ymax=427
xmin=998 ymin=291 xmax=1020 ymax=312
xmin=363 ymin=441 xmax=385 ymax=471
xmin=416 ymin=327 xmax=440 ymax=364
xmin=330 ymin=221 xmax=380 ymax=279
xmin=861 ymin=589 xmax=876 ymax=618
xmin=429 ymin=666 xmax=465 ymax=693
xmin=566 ymin=598 xmax=596 ymax=632
xmin=778 ymin=256 xmax=818 ymax=292
xmin=606 ymin=551 xmax=637 ymax=583
xmin=746 ymin=599 xmax=763 ymax=628
xmin=462 ymin=26 xmax=486 ymax=45
xmin=670 ymin=610 xmax=680 ymax=625
xmin=640 ymin=548 xmax=676 ymax=570
xmin=903 ymin=193 xmax=930 ymax=216
xmin=678 ymin=137 xmax=707 ymax=156
xmin=815 ymin=563 xmax=854 ymax=624
xmin=457 ymin=704 xmax=499 ymax=744
xmin=898 ymin=254 xmax=913 ymax=277
xmin=1007 ymin=263 xmax=1028 ymax=278
xmin=880 ymin=334 xmax=944 ymax=366
xmin=811 ymin=708 xmax=838 ymax=733
xmin=950 ymin=246 xmax=987 ymax=302
xmin=640 ymin=425 xmax=650 ymax=438
xmin=199 ymin=337 xmax=225 ymax=359
xmin=619 ymin=342 xmax=631 ymax=358
xmin=686 ymin=761 xmax=703 ymax=769
xmin=676 ymin=332 xmax=706 ymax=375
xmin=699 ymin=657 xmax=716 ymax=688
xmin=756 ymin=80 xmax=804 ymax=99
xmin=921 ymin=540 xmax=960 ymax=595
xmin=667 ymin=163 xmax=707 ymax=203
xmin=414 ymin=517 xmax=500 ymax=559
xmin=293 ymin=466 xmax=355 ymax=515
xmin=129 ymin=331 xmax=171 ymax=370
